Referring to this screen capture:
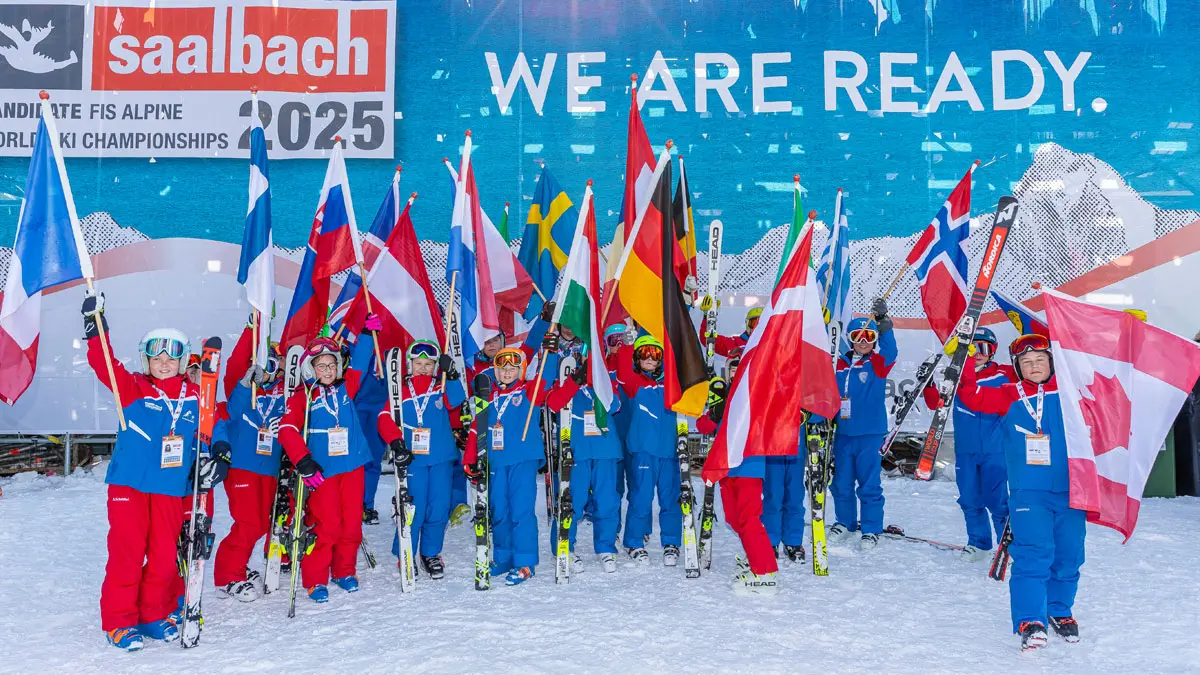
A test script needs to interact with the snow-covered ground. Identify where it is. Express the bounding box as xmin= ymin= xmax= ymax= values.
xmin=2 ymin=467 xmax=1198 ymax=675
